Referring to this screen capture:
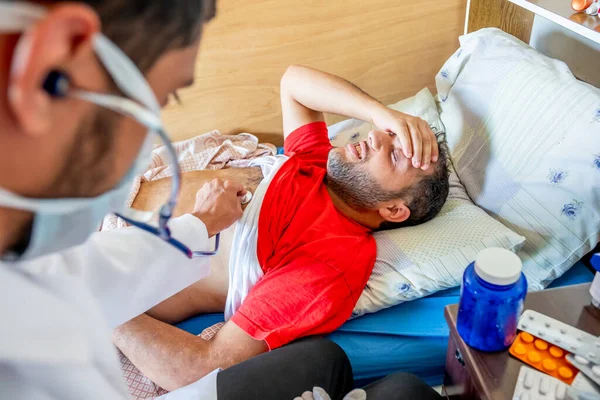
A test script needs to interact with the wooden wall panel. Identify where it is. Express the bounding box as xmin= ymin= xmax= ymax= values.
xmin=161 ymin=0 xmax=467 ymax=146
xmin=467 ymin=0 xmax=535 ymax=43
